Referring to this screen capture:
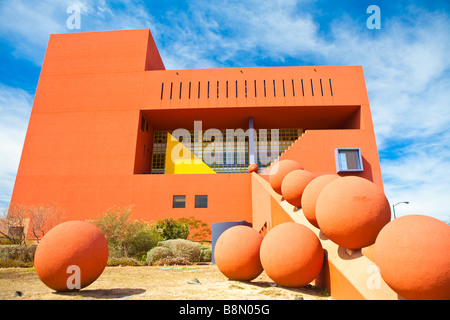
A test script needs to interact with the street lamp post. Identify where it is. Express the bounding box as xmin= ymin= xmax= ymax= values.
xmin=392 ymin=201 xmax=409 ymax=219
